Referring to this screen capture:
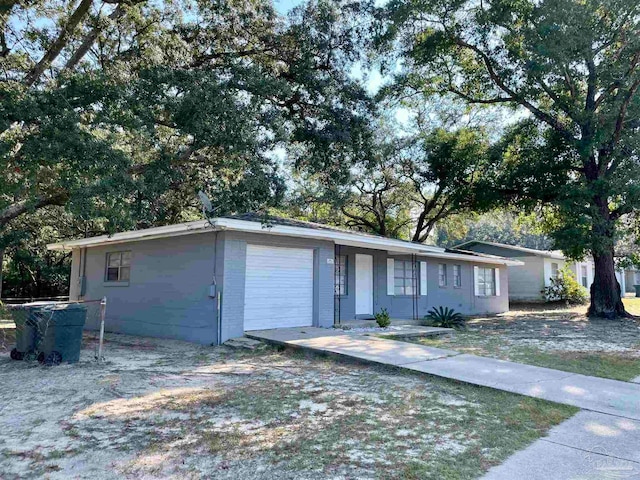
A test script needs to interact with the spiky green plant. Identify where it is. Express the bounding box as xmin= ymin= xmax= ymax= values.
xmin=425 ymin=307 xmax=466 ymax=329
